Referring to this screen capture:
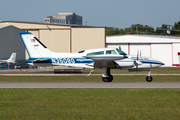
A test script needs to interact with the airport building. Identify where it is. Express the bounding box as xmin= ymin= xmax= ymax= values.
xmin=0 ymin=25 xmax=25 ymax=60
xmin=106 ymin=35 xmax=180 ymax=67
xmin=44 ymin=13 xmax=82 ymax=25
xmin=0 ymin=21 xmax=106 ymax=68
